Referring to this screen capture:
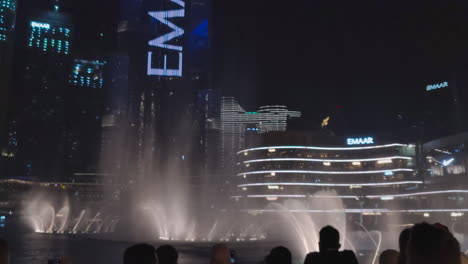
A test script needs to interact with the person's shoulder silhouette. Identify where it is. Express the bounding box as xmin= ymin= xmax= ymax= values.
xmin=304 ymin=226 xmax=359 ymax=264
xmin=266 ymin=246 xmax=292 ymax=264
xmin=305 ymin=250 xmax=358 ymax=264
xmin=156 ymin=245 xmax=178 ymax=264
xmin=124 ymin=243 xmax=158 ymax=264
